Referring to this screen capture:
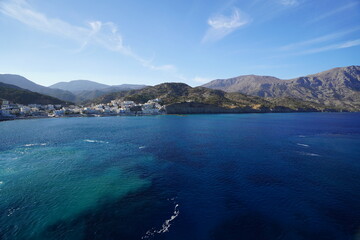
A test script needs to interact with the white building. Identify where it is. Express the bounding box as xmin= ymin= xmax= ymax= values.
xmin=20 ymin=106 xmax=31 ymax=115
